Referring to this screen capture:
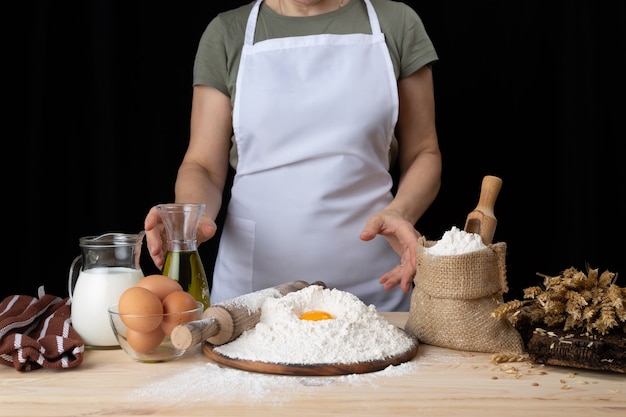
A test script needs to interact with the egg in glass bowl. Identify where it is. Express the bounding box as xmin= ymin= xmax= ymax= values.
xmin=108 ymin=287 xmax=203 ymax=363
